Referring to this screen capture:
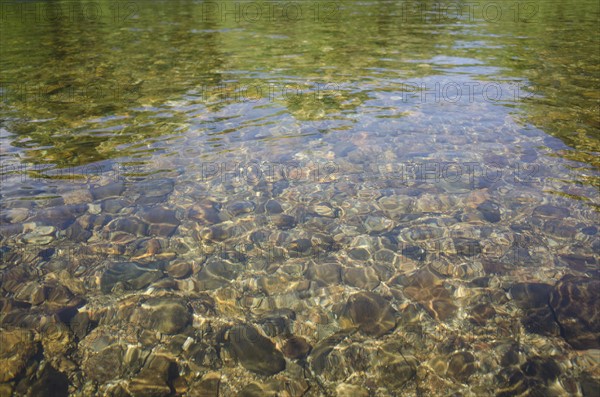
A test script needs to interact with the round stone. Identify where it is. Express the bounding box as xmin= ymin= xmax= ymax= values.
xmin=272 ymin=214 xmax=296 ymax=230
xmin=0 ymin=329 xmax=37 ymax=382
xmin=225 ymin=325 xmax=286 ymax=376
xmin=533 ymin=205 xmax=569 ymax=218
xmin=342 ymin=267 xmax=380 ymax=290
xmin=477 ymin=200 xmax=501 ymax=223
xmin=265 ymin=200 xmax=283 ymax=214
xmin=138 ymin=297 xmax=192 ymax=335
xmin=282 ymin=336 xmax=312 ymax=360
xmin=99 ymin=262 xmax=164 ymax=294
xmin=447 ymin=351 xmax=476 ymax=383
xmin=227 ymin=201 xmax=255 ymax=216
xmin=549 ymin=275 xmax=600 ymax=349
xmin=165 ymin=261 xmax=192 ymax=279
xmin=340 ymin=292 xmax=396 ymax=337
